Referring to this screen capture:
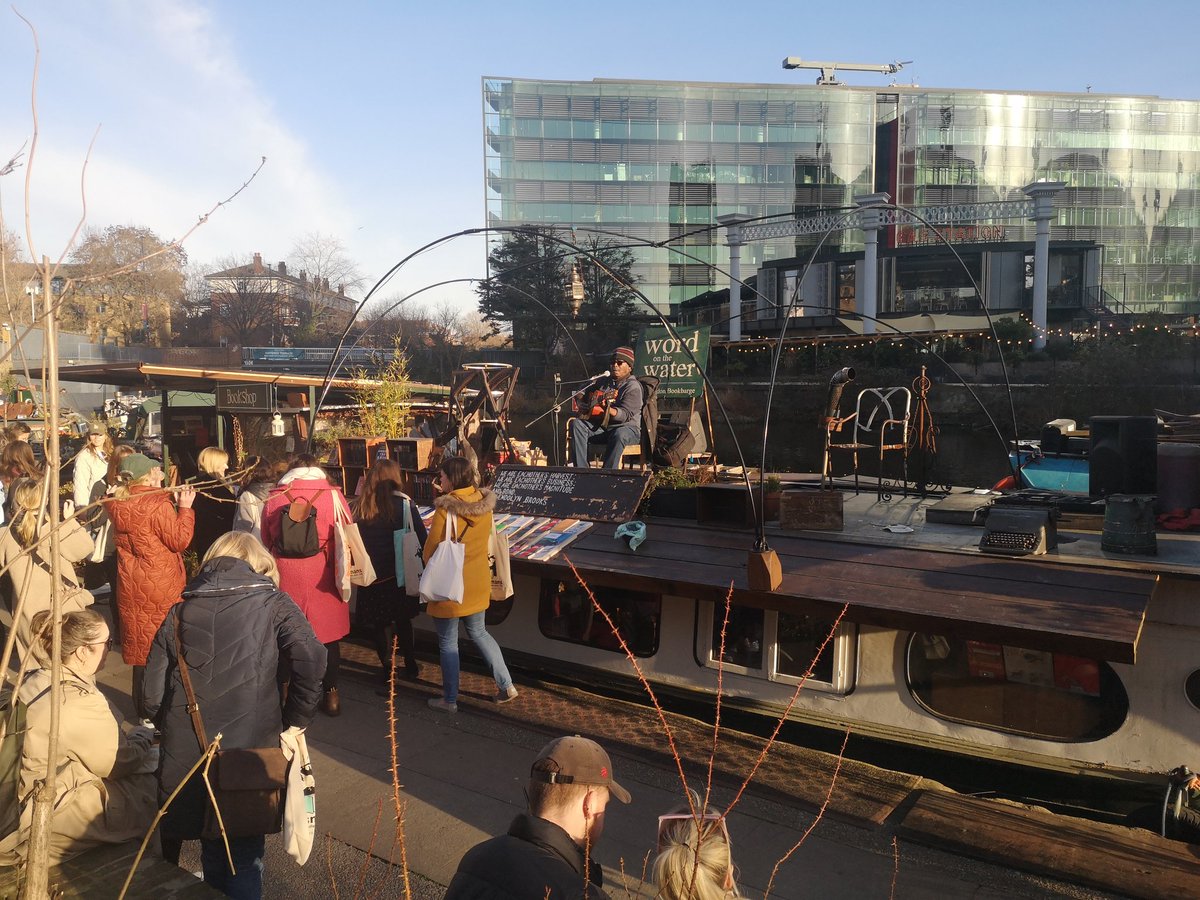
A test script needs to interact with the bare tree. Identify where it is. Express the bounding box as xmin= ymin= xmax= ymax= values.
xmin=288 ymin=231 xmax=363 ymax=339
xmin=68 ymin=225 xmax=186 ymax=346
xmin=173 ymin=263 xmax=214 ymax=345
xmin=205 ymin=254 xmax=280 ymax=347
